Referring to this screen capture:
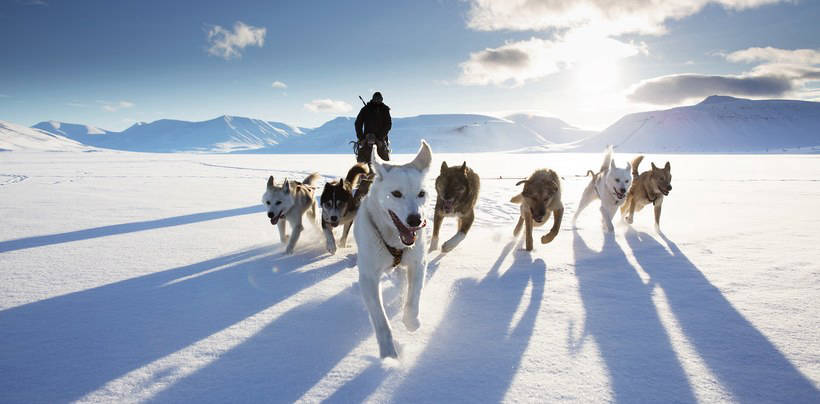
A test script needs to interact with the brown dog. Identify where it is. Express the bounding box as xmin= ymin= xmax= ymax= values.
xmin=621 ymin=156 xmax=672 ymax=231
xmin=430 ymin=161 xmax=480 ymax=252
xmin=511 ymin=169 xmax=564 ymax=251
